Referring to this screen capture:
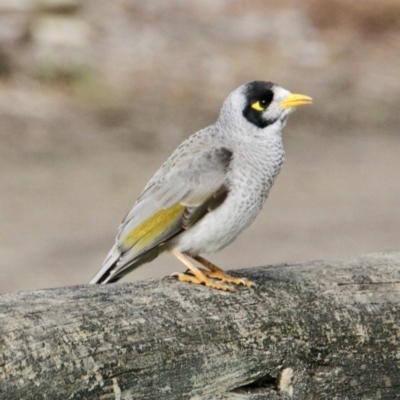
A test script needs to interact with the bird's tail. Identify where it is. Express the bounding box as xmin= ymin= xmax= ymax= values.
xmin=89 ymin=244 xmax=160 ymax=284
